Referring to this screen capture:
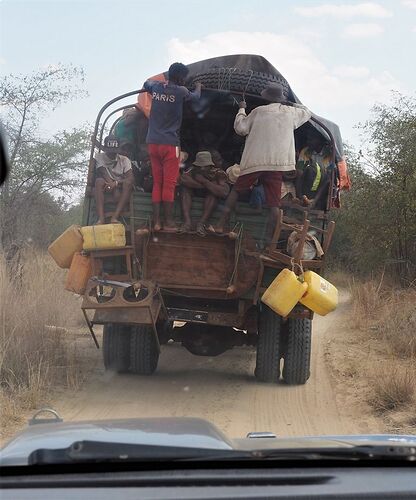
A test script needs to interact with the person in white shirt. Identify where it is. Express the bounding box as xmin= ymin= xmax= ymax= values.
xmin=94 ymin=135 xmax=134 ymax=224
xmin=213 ymin=84 xmax=311 ymax=238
